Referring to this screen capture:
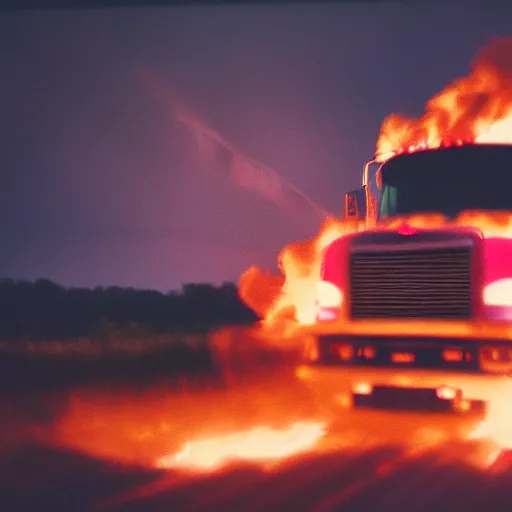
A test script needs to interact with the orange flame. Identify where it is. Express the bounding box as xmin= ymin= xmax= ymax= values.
xmin=48 ymin=380 xmax=325 ymax=471
xmin=155 ymin=421 xmax=327 ymax=472
xmin=239 ymin=36 xmax=512 ymax=331
xmin=239 ymin=217 xmax=362 ymax=334
xmin=376 ymin=36 xmax=512 ymax=161
xmin=469 ymin=381 xmax=512 ymax=449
